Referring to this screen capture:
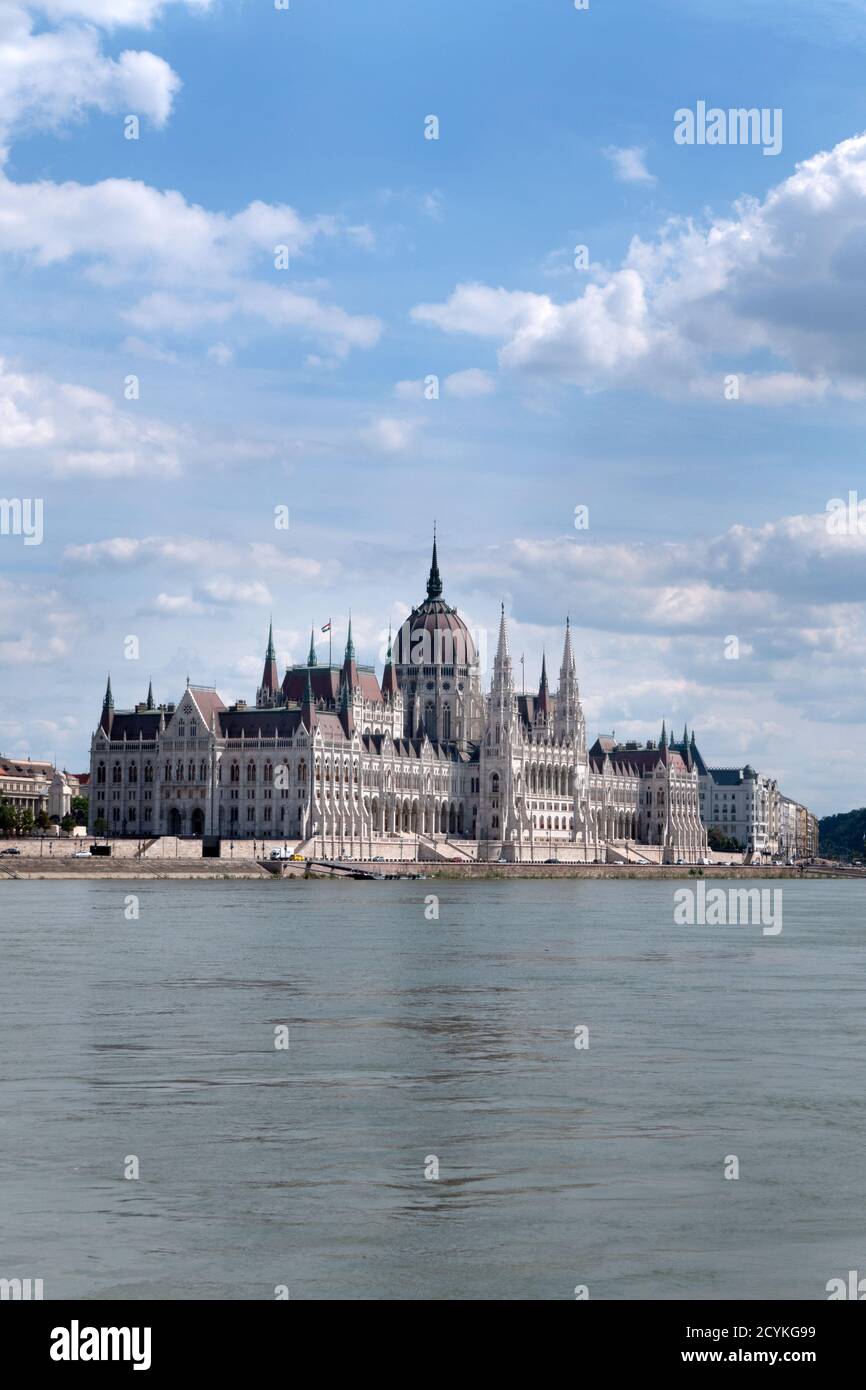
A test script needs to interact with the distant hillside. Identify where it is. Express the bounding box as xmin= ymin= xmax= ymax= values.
xmin=818 ymin=808 xmax=866 ymax=860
